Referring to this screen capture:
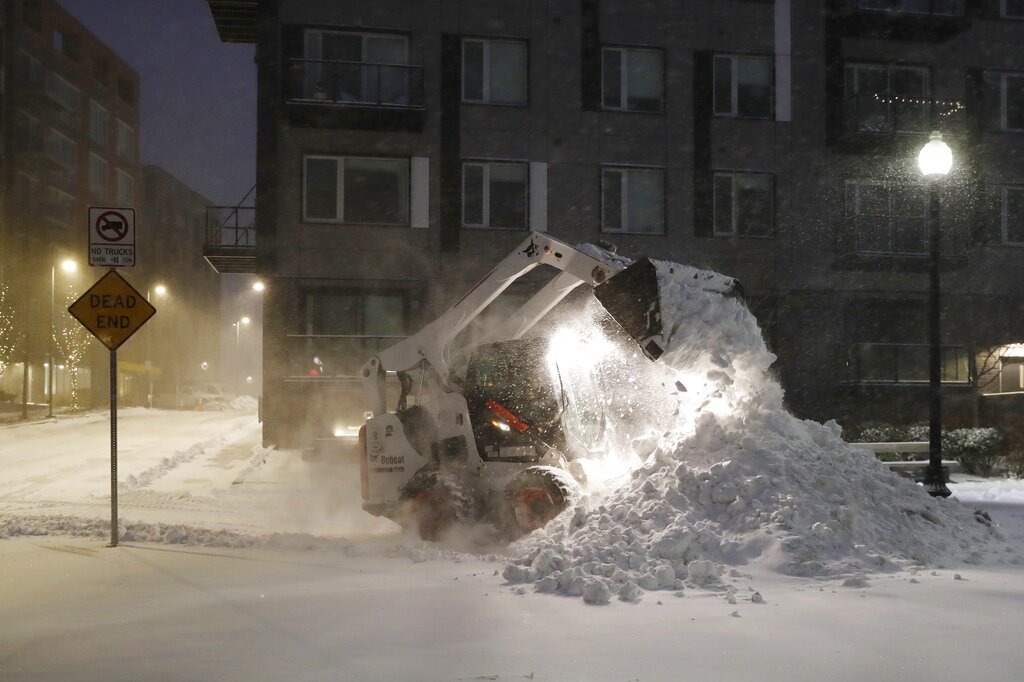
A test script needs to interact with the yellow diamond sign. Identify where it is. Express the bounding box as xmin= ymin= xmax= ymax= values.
xmin=68 ymin=270 xmax=156 ymax=351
